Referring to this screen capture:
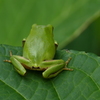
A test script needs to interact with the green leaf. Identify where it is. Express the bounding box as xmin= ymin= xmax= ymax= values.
xmin=0 ymin=0 xmax=100 ymax=49
xmin=0 ymin=44 xmax=100 ymax=100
